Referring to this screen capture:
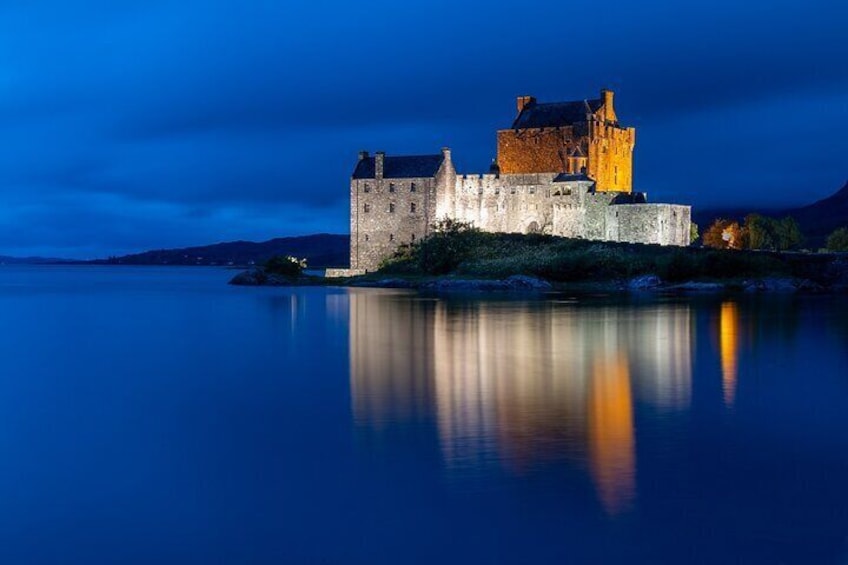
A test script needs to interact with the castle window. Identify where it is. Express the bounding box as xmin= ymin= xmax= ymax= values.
xmin=363 ymin=184 xmax=370 ymax=193
xmin=410 ymin=183 xmax=416 ymax=192
xmin=511 ymin=187 xmax=516 ymax=194
xmin=364 ymin=203 xmax=370 ymax=213
xmin=389 ymin=183 xmax=396 ymax=193
xmin=389 ymin=233 xmax=394 ymax=241
xmin=410 ymin=202 xmax=416 ymax=213
xmin=411 ymin=233 xmax=416 ymax=242
xmin=478 ymin=186 xmax=484 ymax=195
xmin=364 ymin=234 xmax=369 ymax=241
xmin=389 ymin=203 xmax=395 ymax=213
xmin=495 ymin=187 xmax=500 ymax=195
xmin=529 ymin=187 xmax=535 ymax=194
